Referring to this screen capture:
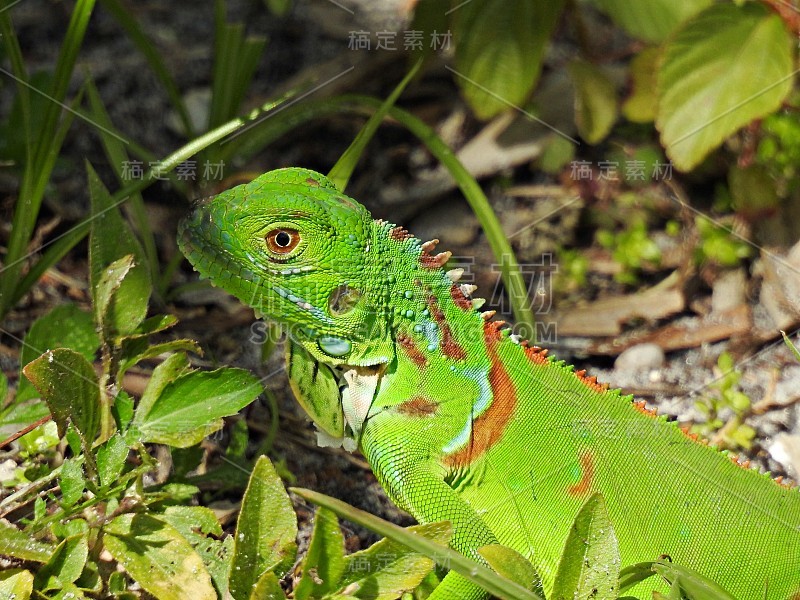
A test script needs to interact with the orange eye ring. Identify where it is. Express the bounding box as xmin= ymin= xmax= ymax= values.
xmin=266 ymin=228 xmax=300 ymax=254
